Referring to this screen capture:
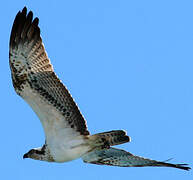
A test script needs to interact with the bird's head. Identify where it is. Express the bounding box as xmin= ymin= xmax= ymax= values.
xmin=23 ymin=146 xmax=54 ymax=162
xmin=23 ymin=147 xmax=44 ymax=161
